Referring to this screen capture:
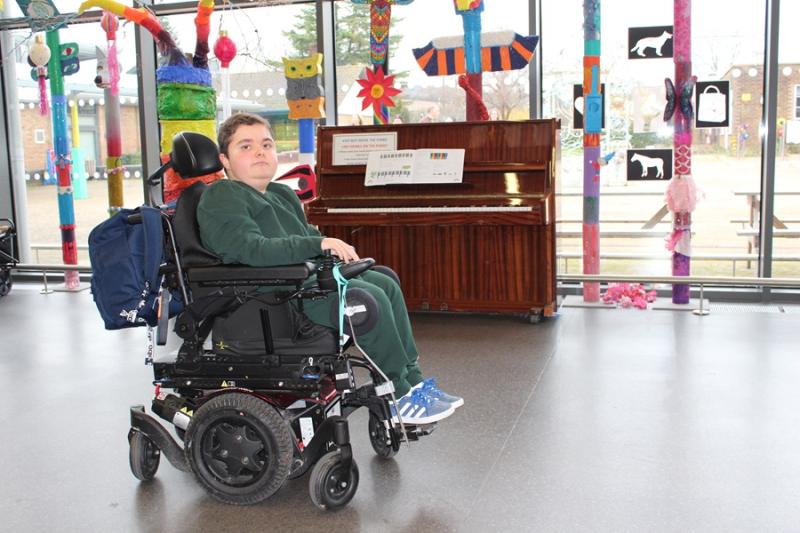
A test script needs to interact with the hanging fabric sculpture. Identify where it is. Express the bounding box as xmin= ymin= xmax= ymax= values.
xmin=79 ymin=0 xmax=223 ymax=204
xmin=351 ymin=0 xmax=414 ymax=124
xmin=412 ymin=1 xmax=539 ymax=121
